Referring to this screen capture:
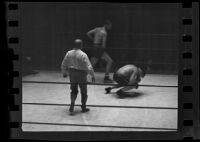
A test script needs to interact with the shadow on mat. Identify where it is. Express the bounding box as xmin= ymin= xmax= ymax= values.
xmin=67 ymin=109 xmax=90 ymax=116
xmin=109 ymin=91 xmax=144 ymax=99
xmin=22 ymin=70 xmax=39 ymax=77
